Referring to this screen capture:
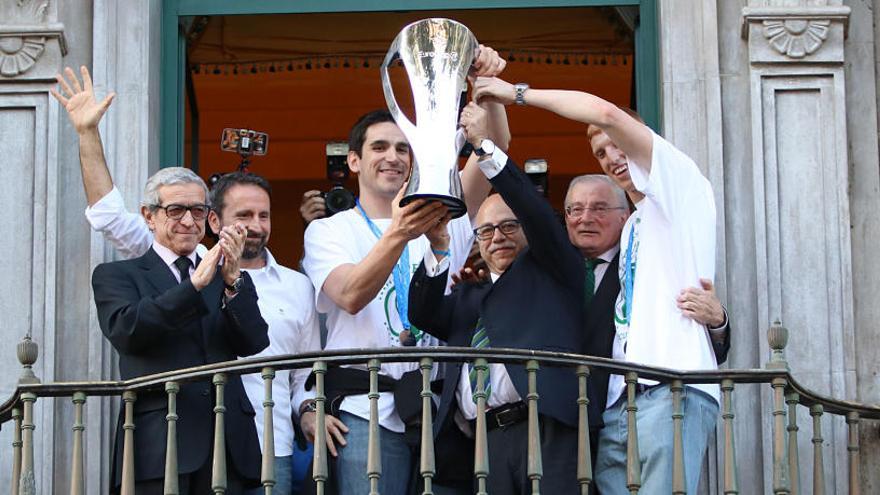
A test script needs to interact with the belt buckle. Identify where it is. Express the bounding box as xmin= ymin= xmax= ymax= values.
xmin=493 ymin=404 xmax=521 ymax=429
